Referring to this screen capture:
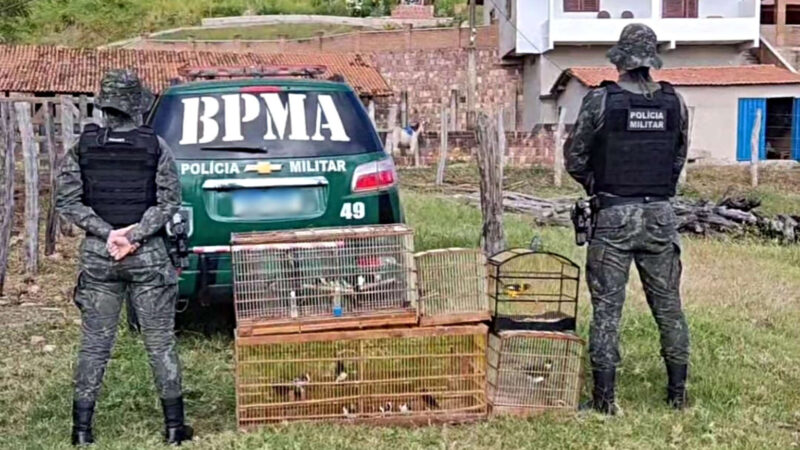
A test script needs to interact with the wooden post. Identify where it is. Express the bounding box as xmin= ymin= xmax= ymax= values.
xmin=367 ymin=99 xmax=376 ymax=127
xmin=449 ymin=89 xmax=459 ymax=131
xmin=15 ymin=102 xmax=39 ymax=278
xmin=43 ymin=102 xmax=58 ymax=256
xmin=0 ymin=103 xmax=15 ymax=295
xmin=554 ymin=107 xmax=567 ymax=187
xmin=400 ymin=91 xmax=408 ymax=128
xmin=475 ymin=112 xmax=506 ymax=256
xmin=467 ymin=0 xmax=477 ymax=130
xmin=59 ymin=96 xmax=78 ymax=237
xmin=436 ymin=108 xmax=449 ymax=186
xmin=497 ymin=107 xmax=506 ymax=169
xmin=385 ymin=104 xmax=398 ymax=155
xmin=78 ymin=95 xmax=88 ymax=129
xmin=751 ymin=108 xmax=762 ymax=188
